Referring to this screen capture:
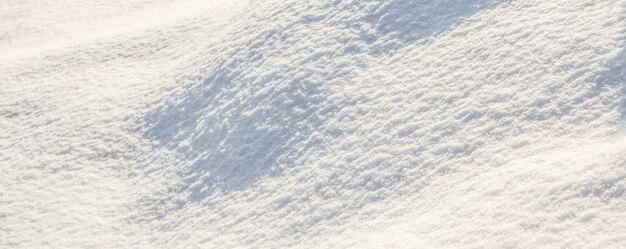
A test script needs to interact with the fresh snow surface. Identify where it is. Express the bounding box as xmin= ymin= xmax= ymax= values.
xmin=2 ymin=0 xmax=626 ymax=248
